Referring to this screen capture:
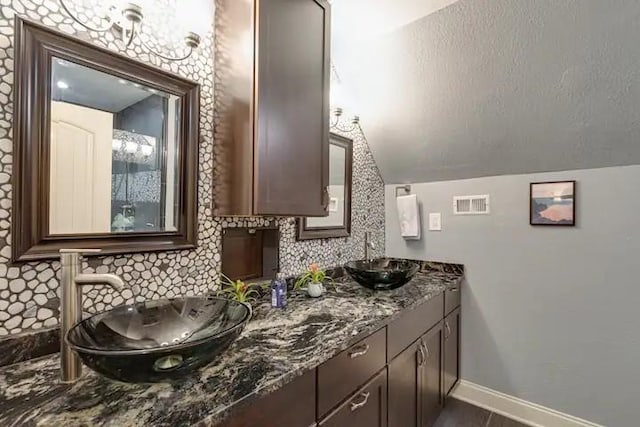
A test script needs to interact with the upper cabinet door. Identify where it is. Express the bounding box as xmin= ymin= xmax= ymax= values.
xmin=254 ymin=0 xmax=330 ymax=216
